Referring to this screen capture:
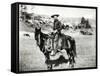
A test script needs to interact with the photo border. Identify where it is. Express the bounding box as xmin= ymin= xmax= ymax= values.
xmin=12 ymin=2 xmax=98 ymax=73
